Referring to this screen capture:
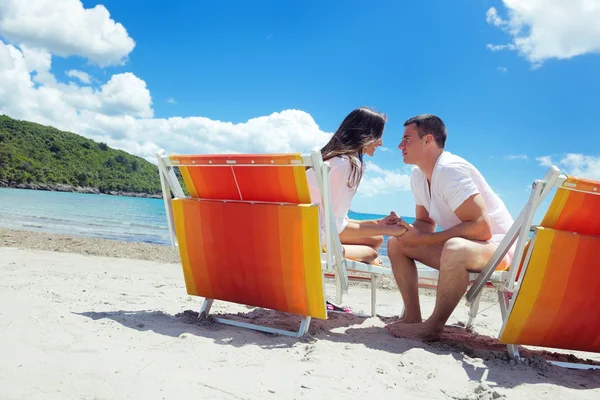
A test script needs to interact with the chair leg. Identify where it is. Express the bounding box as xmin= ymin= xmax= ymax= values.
xmin=507 ymin=344 xmax=520 ymax=360
xmin=200 ymin=298 xmax=214 ymax=316
xmin=497 ymin=291 xmax=521 ymax=361
xmin=212 ymin=315 xmax=312 ymax=337
xmin=200 ymin=297 xmax=312 ymax=337
xmin=497 ymin=290 xmax=509 ymax=319
xmin=371 ymin=275 xmax=377 ymax=317
xmin=298 ymin=316 xmax=312 ymax=337
xmin=335 ymin=273 xmax=343 ymax=305
xmin=466 ymin=291 xmax=482 ymax=330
